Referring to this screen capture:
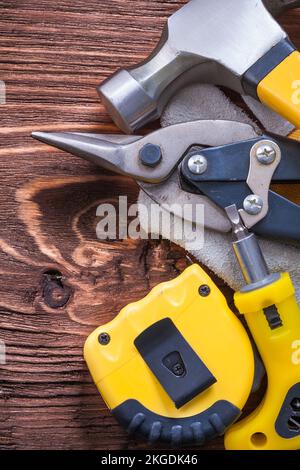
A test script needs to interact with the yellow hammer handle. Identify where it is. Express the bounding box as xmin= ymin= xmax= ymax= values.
xmin=258 ymin=51 xmax=300 ymax=128
xmin=225 ymin=273 xmax=300 ymax=450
